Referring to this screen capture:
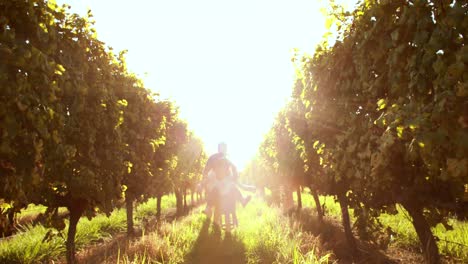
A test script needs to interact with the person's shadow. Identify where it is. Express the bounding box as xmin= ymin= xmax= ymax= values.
xmin=184 ymin=217 xmax=247 ymax=264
